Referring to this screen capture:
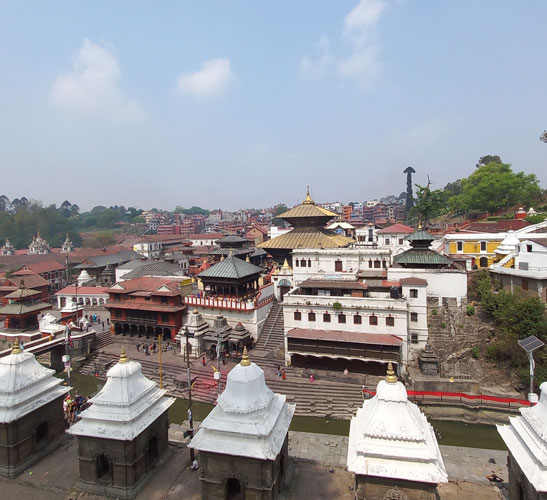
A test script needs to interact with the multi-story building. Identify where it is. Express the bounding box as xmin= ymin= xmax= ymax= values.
xmin=283 ymin=276 xmax=428 ymax=374
xmin=106 ymin=277 xmax=187 ymax=340
xmin=376 ymin=223 xmax=413 ymax=258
